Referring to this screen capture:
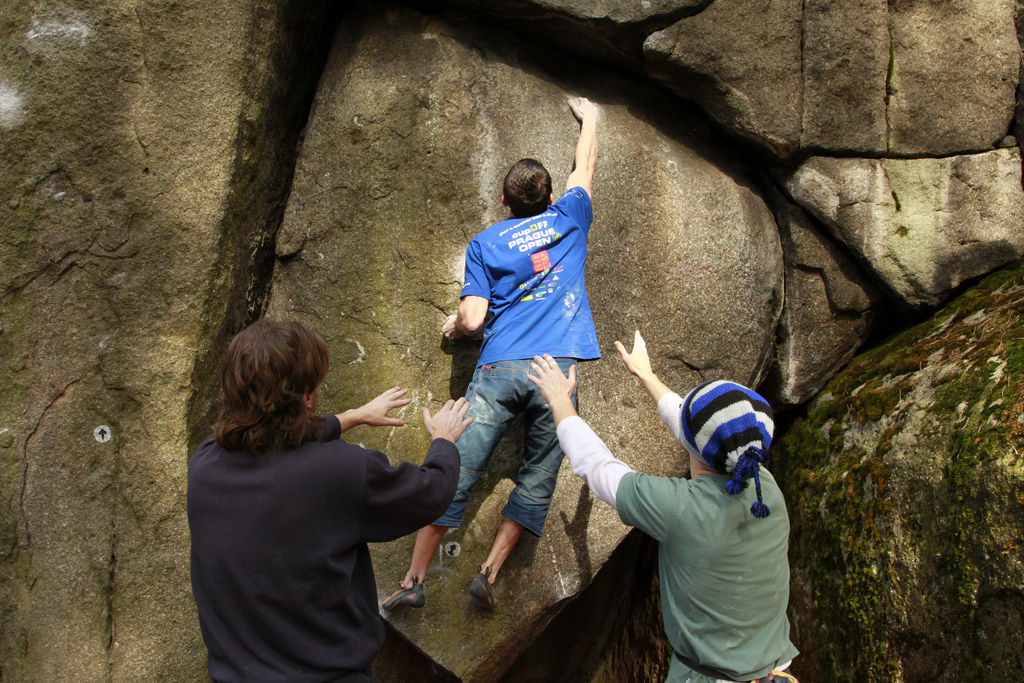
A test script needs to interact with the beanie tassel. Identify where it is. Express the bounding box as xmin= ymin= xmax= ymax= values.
xmin=724 ymin=476 xmax=747 ymax=495
xmin=726 ymin=446 xmax=772 ymax=518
